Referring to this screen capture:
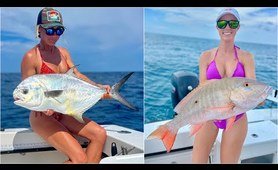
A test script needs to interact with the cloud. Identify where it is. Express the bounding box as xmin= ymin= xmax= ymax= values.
xmin=2 ymin=7 xmax=143 ymax=50
xmin=247 ymin=8 xmax=277 ymax=17
xmin=58 ymin=8 xmax=143 ymax=50
xmin=2 ymin=31 xmax=34 ymax=43
xmin=147 ymin=7 xmax=218 ymax=24
xmin=145 ymin=7 xmax=277 ymax=45
xmin=1 ymin=7 xmax=143 ymax=72
xmin=1 ymin=41 xmax=34 ymax=60
xmin=1 ymin=8 xmax=39 ymax=40
xmin=147 ymin=7 xmax=277 ymax=26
